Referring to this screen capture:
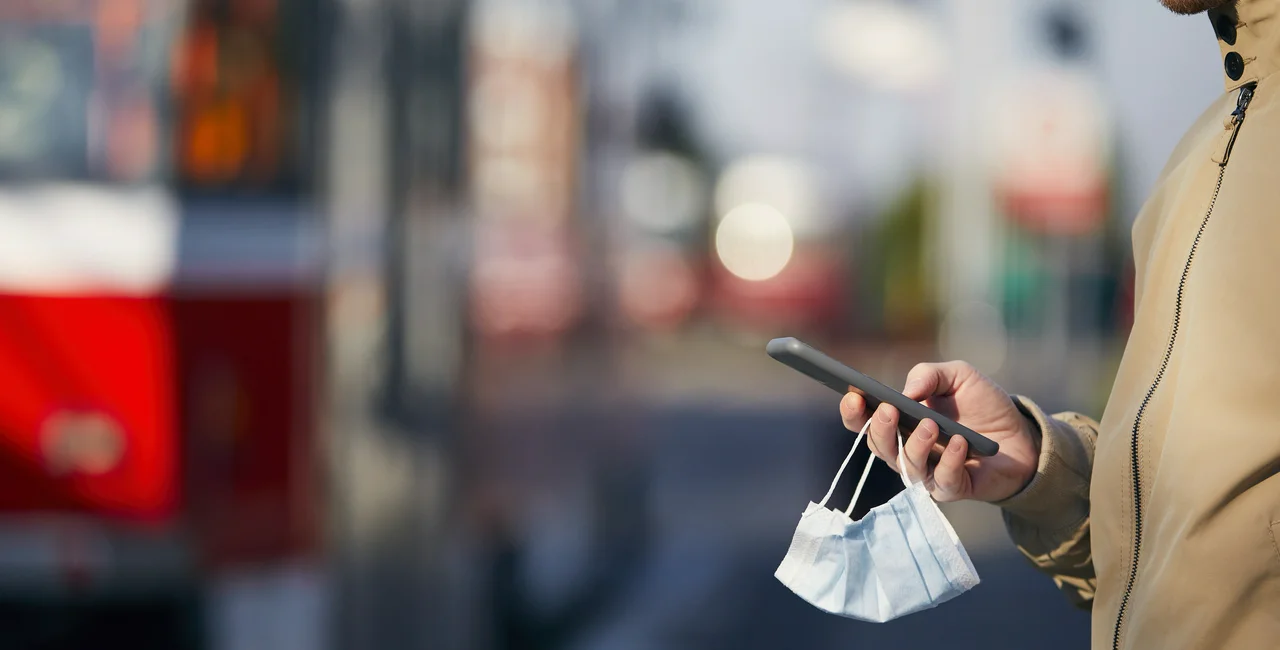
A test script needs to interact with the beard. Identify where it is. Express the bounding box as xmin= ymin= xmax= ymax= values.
xmin=1160 ymin=0 xmax=1233 ymax=15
